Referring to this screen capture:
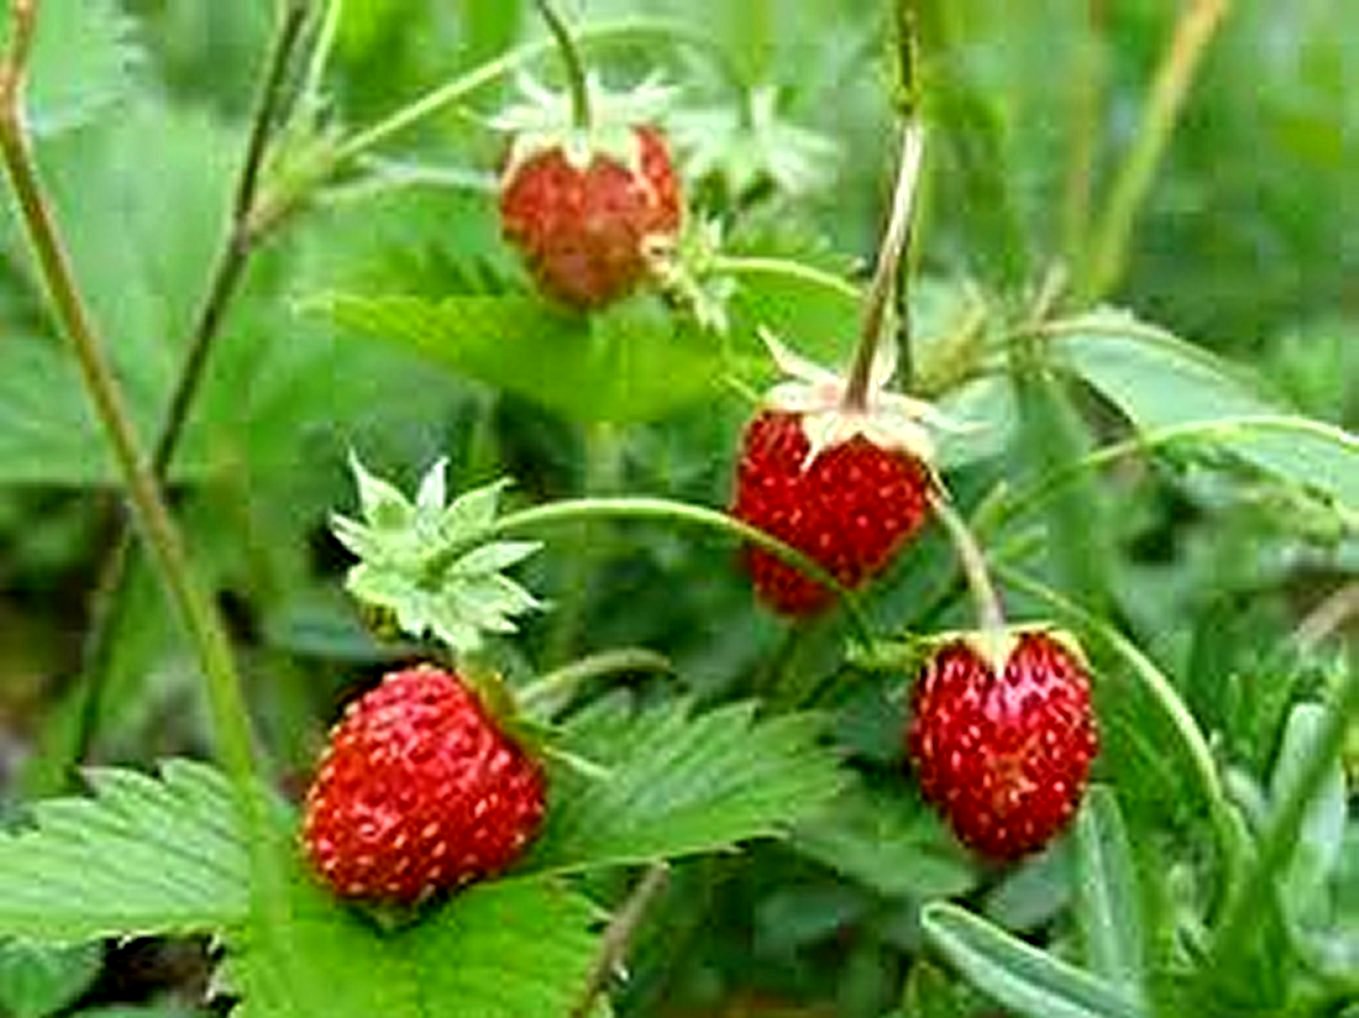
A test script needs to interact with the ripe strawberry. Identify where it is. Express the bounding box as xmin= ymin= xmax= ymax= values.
xmin=730 ymin=330 xmax=948 ymax=616
xmin=302 ymin=665 xmax=546 ymax=903
xmin=500 ymin=125 xmax=681 ymax=309
xmin=907 ymin=630 xmax=1098 ymax=860
xmin=733 ymin=410 xmax=931 ymax=615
